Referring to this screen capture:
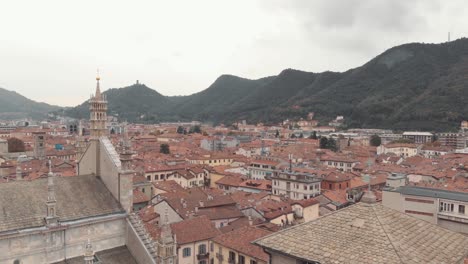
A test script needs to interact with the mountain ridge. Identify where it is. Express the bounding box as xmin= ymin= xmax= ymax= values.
xmin=2 ymin=38 xmax=468 ymax=131
xmin=0 ymin=87 xmax=61 ymax=119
